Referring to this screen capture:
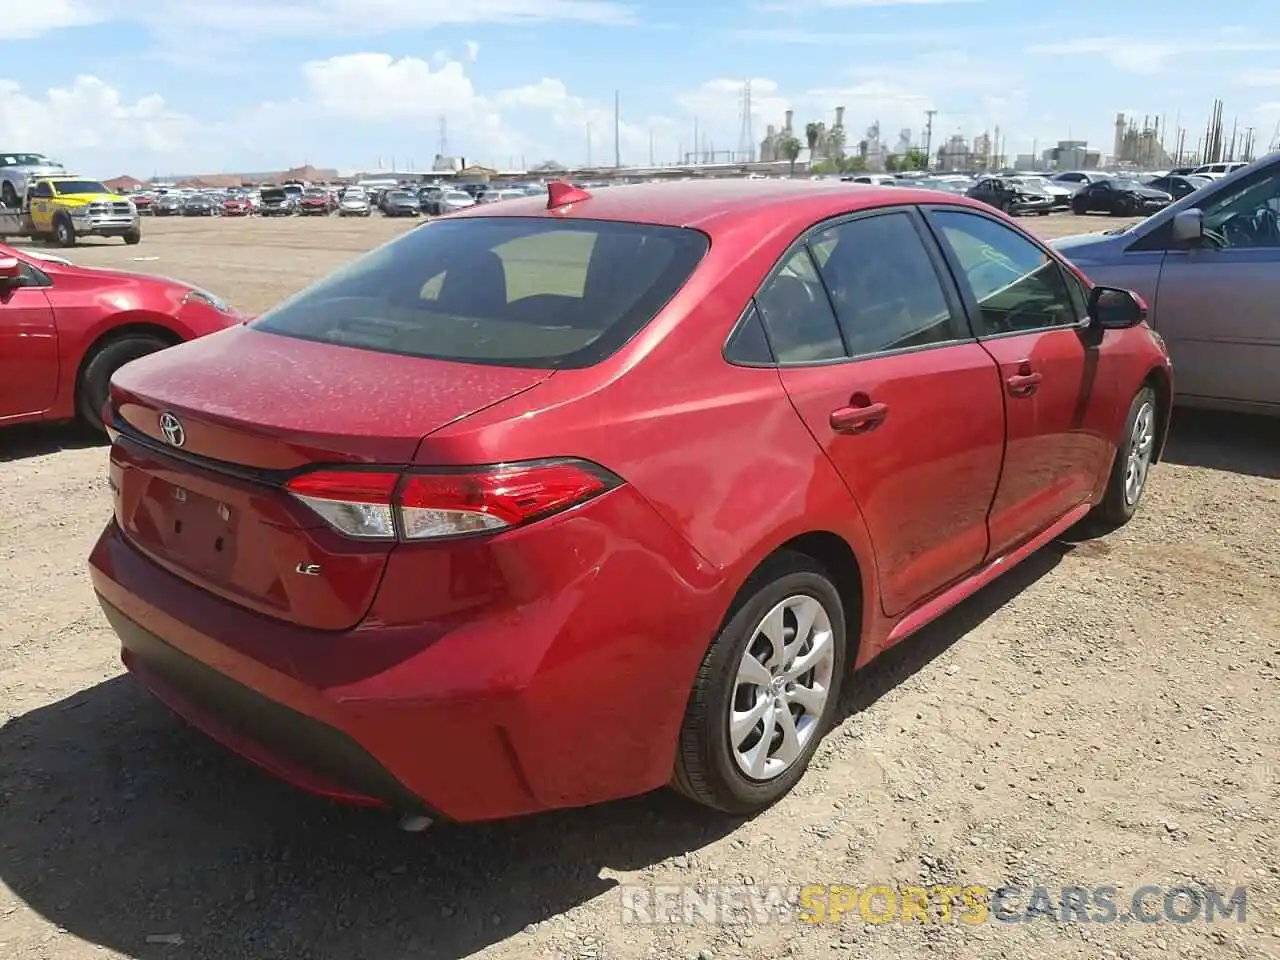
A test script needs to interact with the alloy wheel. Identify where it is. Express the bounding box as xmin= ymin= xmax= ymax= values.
xmin=1124 ymin=400 xmax=1155 ymax=506
xmin=729 ymin=594 xmax=835 ymax=782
